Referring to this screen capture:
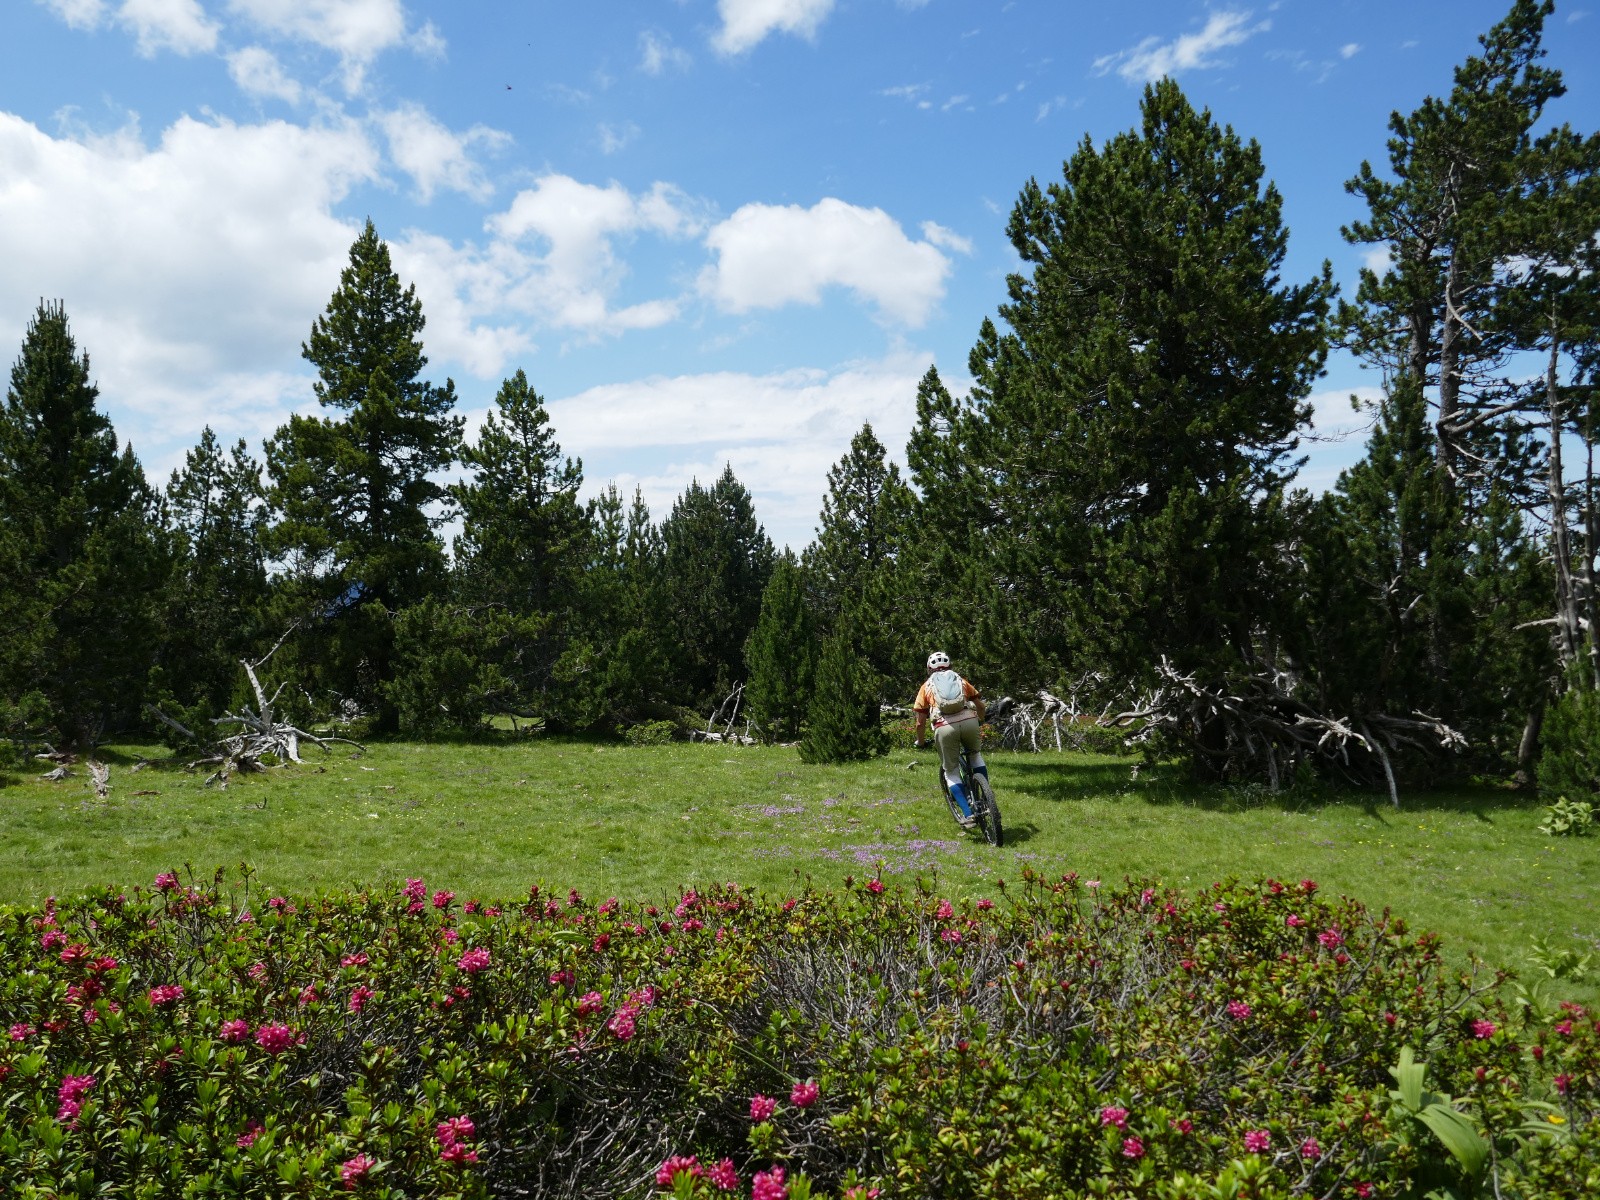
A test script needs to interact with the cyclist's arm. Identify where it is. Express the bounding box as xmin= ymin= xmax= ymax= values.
xmin=912 ymin=712 xmax=928 ymax=744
